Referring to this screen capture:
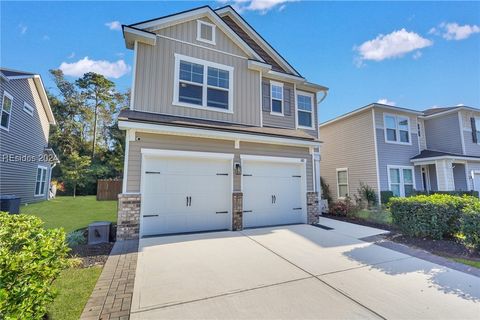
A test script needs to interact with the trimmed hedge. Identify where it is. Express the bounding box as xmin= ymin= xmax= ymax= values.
xmin=461 ymin=201 xmax=480 ymax=250
xmin=0 ymin=212 xmax=71 ymax=320
xmin=389 ymin=194 xmax=467 ymax=239
xmin=414 ymin=190 xmax=479 ymax=197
